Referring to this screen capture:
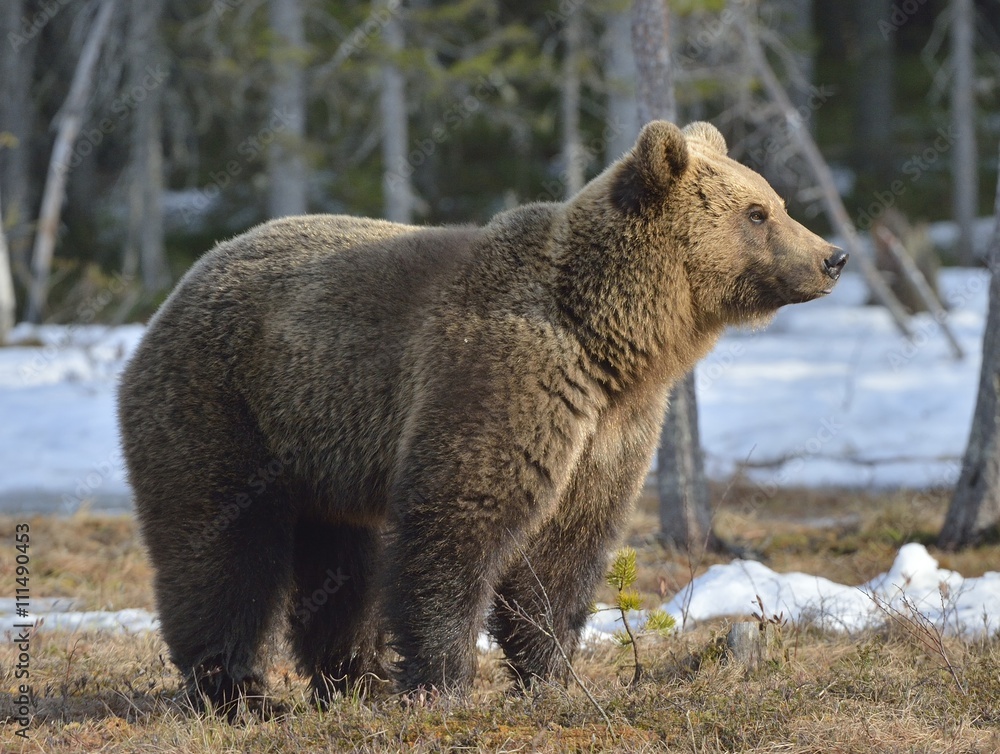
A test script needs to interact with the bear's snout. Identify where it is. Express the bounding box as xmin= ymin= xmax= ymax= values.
xmin=823 ymin=248 xmax=849 ymax=281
